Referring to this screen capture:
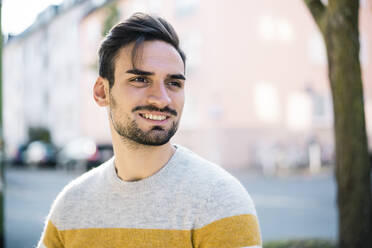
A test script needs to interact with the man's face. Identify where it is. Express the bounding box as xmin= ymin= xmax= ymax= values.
xmin=109 ymin=40 xmax=185 ymax=146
